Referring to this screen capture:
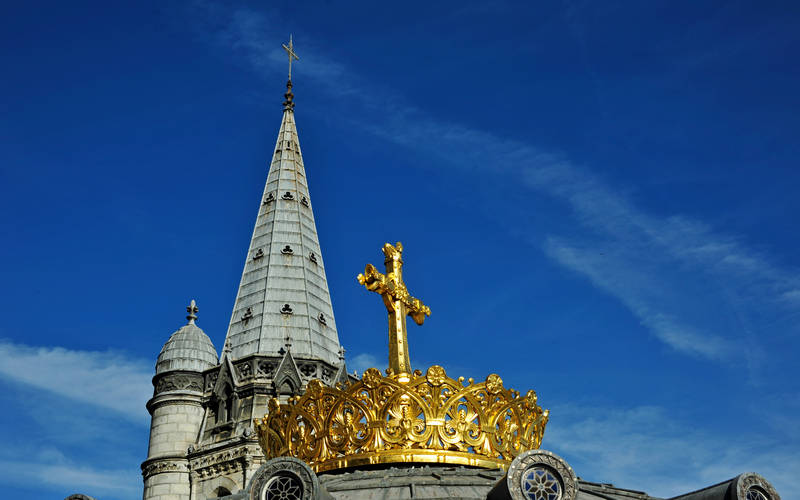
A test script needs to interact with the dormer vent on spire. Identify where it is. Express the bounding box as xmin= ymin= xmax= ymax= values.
xmin=222 ymin=59 xmax=342 ymax=365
